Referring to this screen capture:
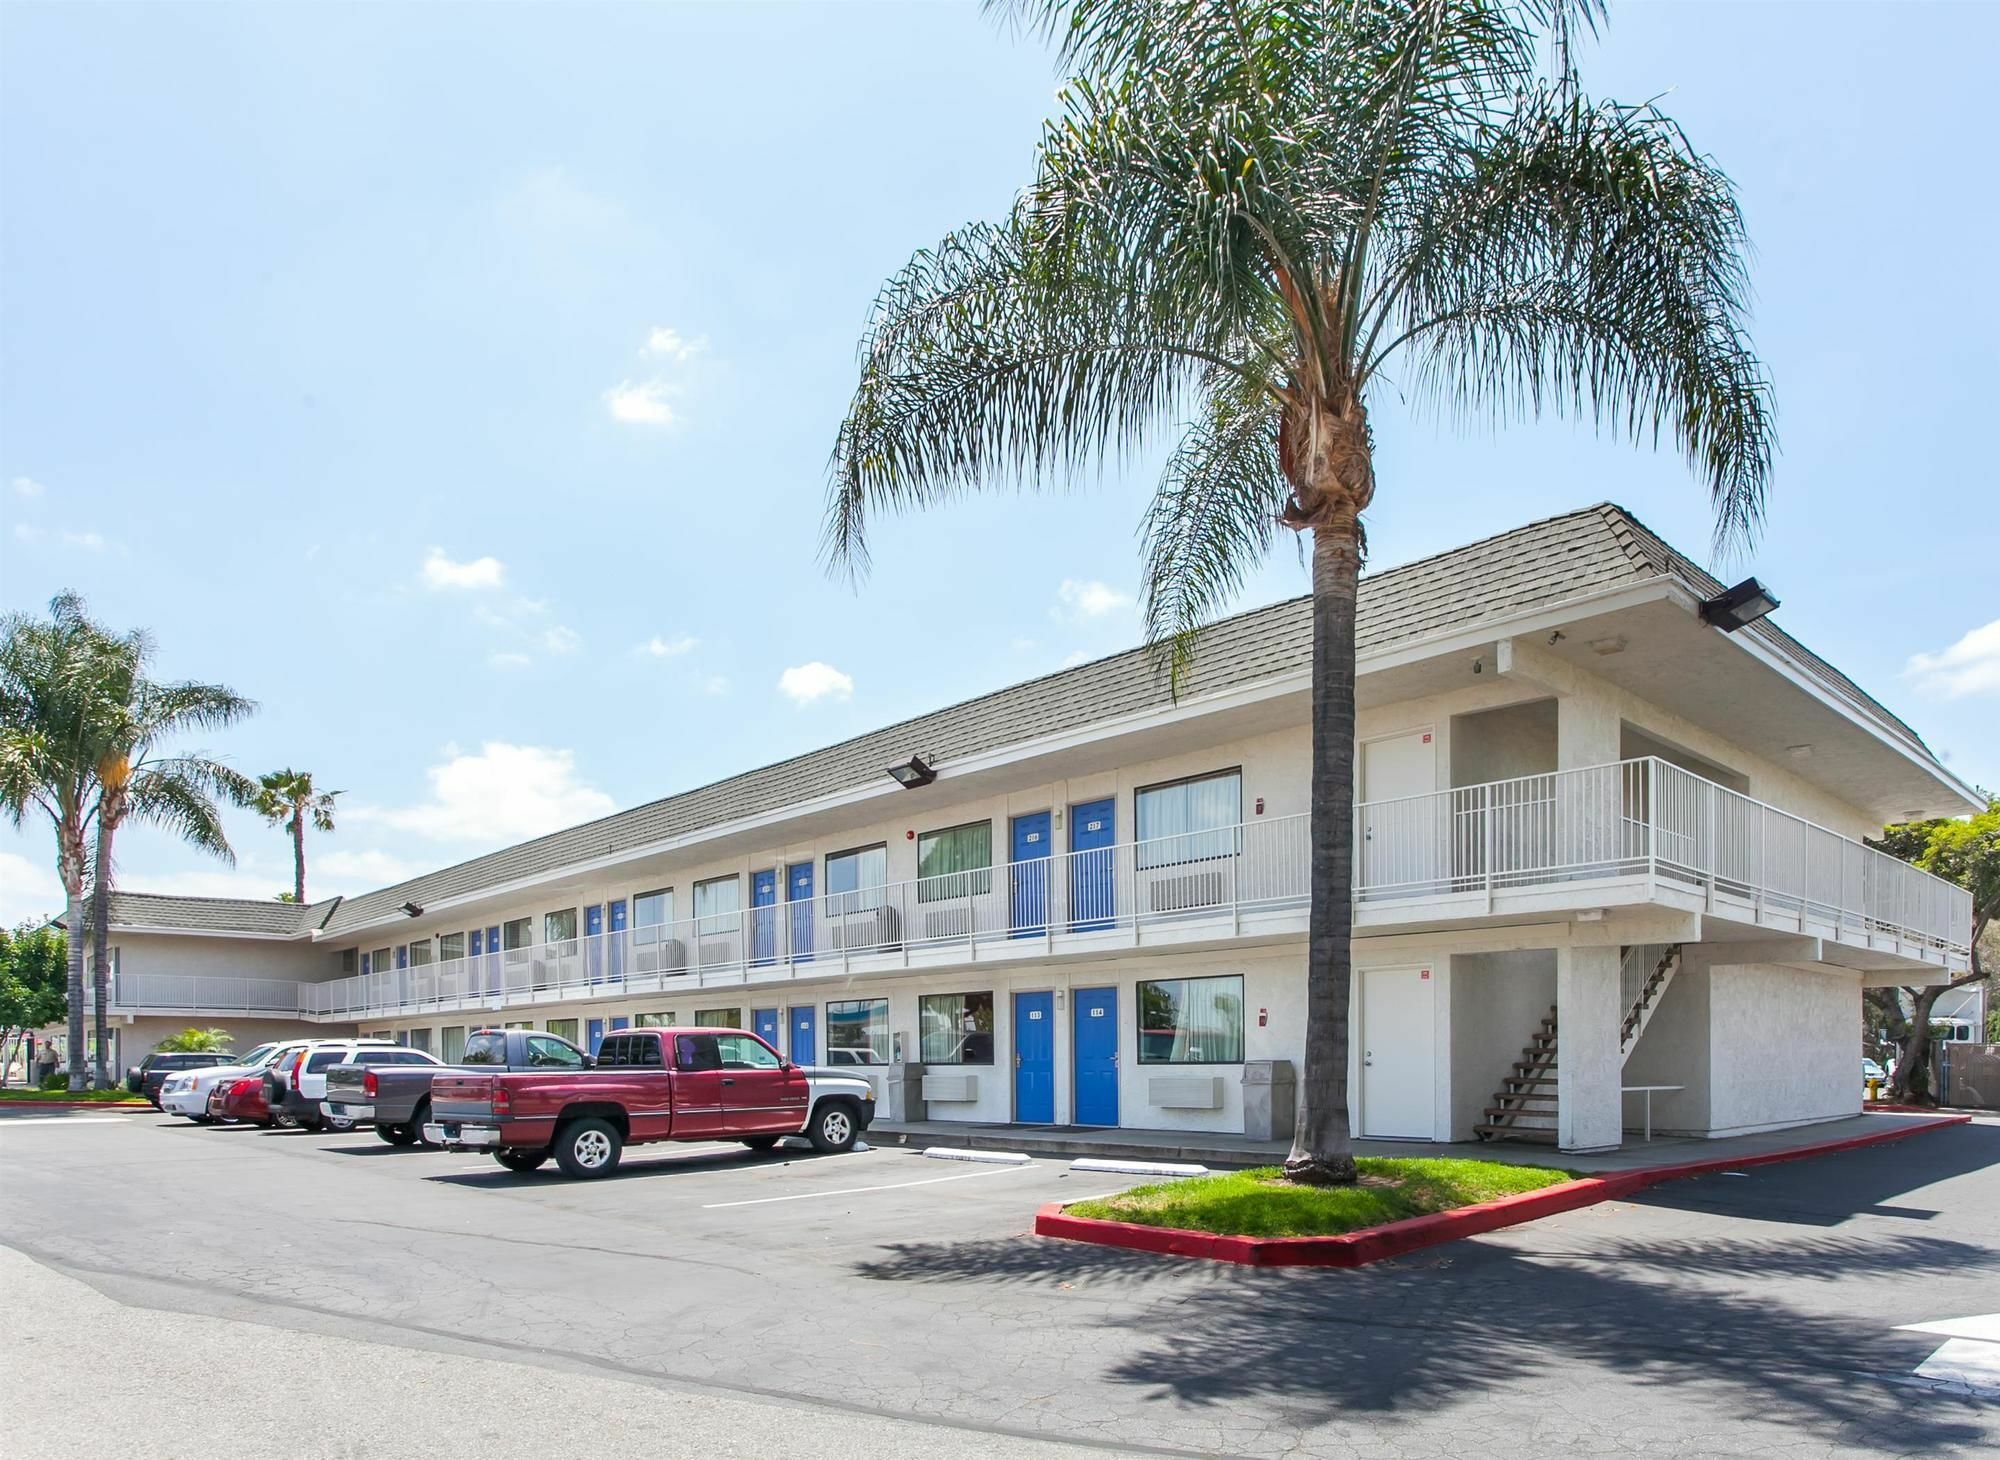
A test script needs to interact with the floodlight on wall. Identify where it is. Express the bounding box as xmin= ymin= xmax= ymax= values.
xmin=400 ymin=901 xmax=425 ymax=918
xmin=886 ymin=755 xmax=937 ymax=789
xmin=1699 ymin=577 xmax=1779 ymax=633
